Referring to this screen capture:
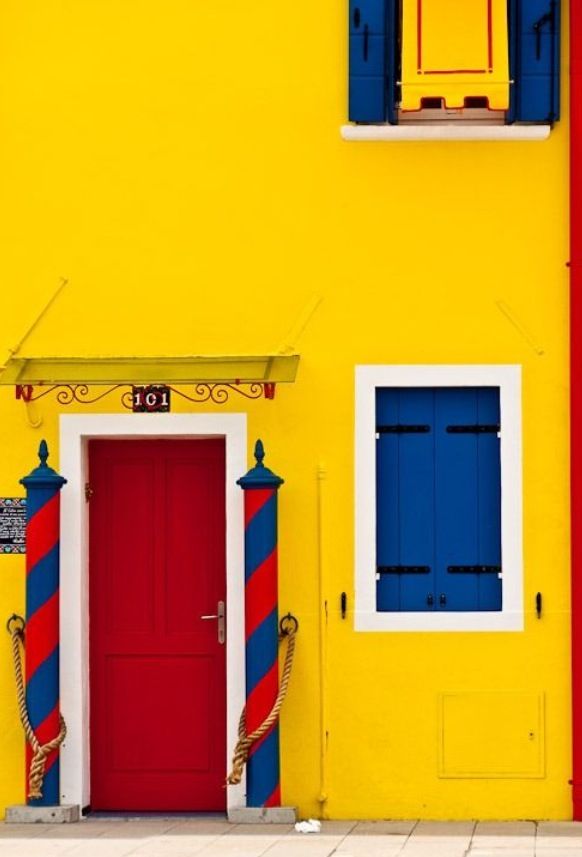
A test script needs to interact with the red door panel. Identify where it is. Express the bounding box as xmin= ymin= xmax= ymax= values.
xmin=89 ymin=439 xmax=226 ymax=811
